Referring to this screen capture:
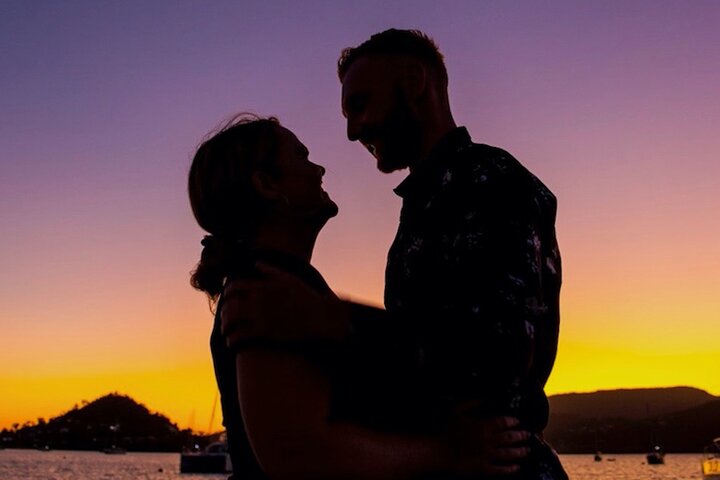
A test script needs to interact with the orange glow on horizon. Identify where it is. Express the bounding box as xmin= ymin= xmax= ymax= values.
xmin=1 ymin=361 xmax=223 ymax=434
